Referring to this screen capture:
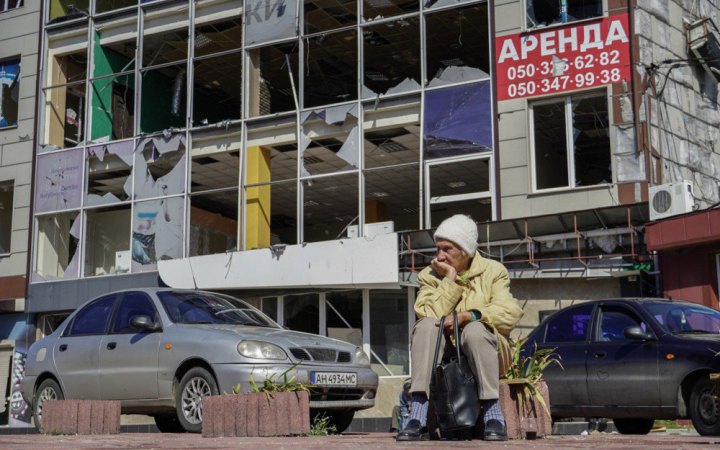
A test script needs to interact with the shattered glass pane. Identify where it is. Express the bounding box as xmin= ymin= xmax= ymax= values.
xmin=96 ymin=0 xmax=137 ymax=14
xmin=422 ymin=0 xmax=474 ymax=9
xmin=133 ymin=134 xmax=187 ymax=199
xmin=430 ymin=197 xmax=491 ymax=227
xmin=304 ymin=0 xmax=357 ymax=34
xmin=35 ymin=149 xmax=84 ymax=213
xmin=34 ymin=212 xmax=81 ymax=280
xmin=572 ymin=93 xmax=611 ymax=186
xmin=193 ymin=51 xmax=242 ymax=126
xmin=301 ymin=104 xmax=359 ymax=176
xmin=429 ymin=158 xmax=490 ymax=197
xmin=84 ymin=205 xmax=131 ymax=276
xmin=190 ymin=190 xmax=238 ymax=256
xmin=86 ymin=140 xmax=134 ymax=206
xmin=364 ymin=164 xmax=420 ymax=230
xmin=194 ymin=17 xmax=242 ymax=58
xmin=142 ymin=27 xmax=188 ymax=67
xmin=245 ymin=181 xmax=297 ymax=247
xmin=248 ymin=42 xmax=299 ymax=117
xmin=304 ymin=29 xmax=358 ymax=108
xmin=362 ymin=17 xmax=421 ymax=98
xmin=139 ymin=64 xmax=186 ymax=134
xmin=533 ymin=100 xmax=568 ymax=189
xmin=48 ymin=0 xmax=89 ymax=23
xmin=90 ymin=74 xmax=135 ymax=141
xmin=364 ymin=95 xmax=420 ymax=169
xmin=426 ymin=4 xmax=490 ymax=87
xmin=245 ymin=0 xmax=299 ymax=46
xmin=94 ymin=18 xmax=137 ymax=76
xmin=246 ymin=117 xmax=298 ymax=182
xmin=191 ymin=128 xmax=241 ymax=192
xmin=363 ymin=0 xmax=418 ymax=21
xmin=43 ymin=83 xmax=87 ymax=149
xmin=423 ymin=81 xmax=492 ymax=159
xmin=303 ymin=174 xmax=358 ymax=243
xmin=132 ymin=196 xmax=184 ymax=271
